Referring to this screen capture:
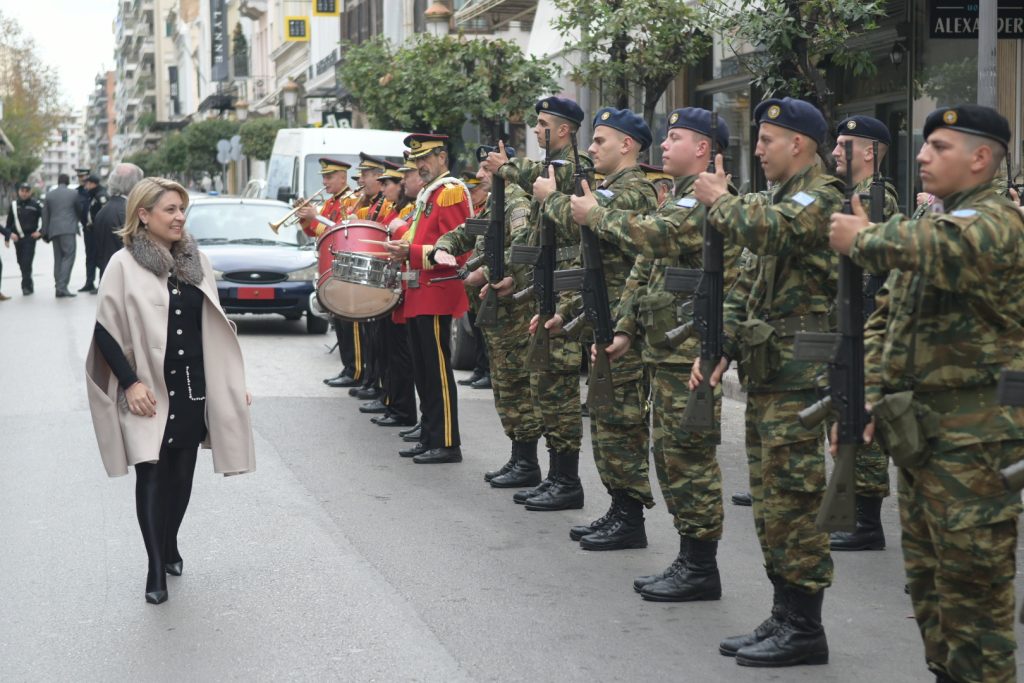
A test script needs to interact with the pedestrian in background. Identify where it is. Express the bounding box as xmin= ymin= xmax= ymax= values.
xmin=41 ymin=173 xmax=81 ymax=298
xmin=85 ymin=177 xmax=255 ymax=605
xmin=93 ymin=163 xmax=143 ymax=276
xmin=77 ymin=173 xmax=108 ymax=293
xmin=2 ymin=182 xmax=44 ymax=296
